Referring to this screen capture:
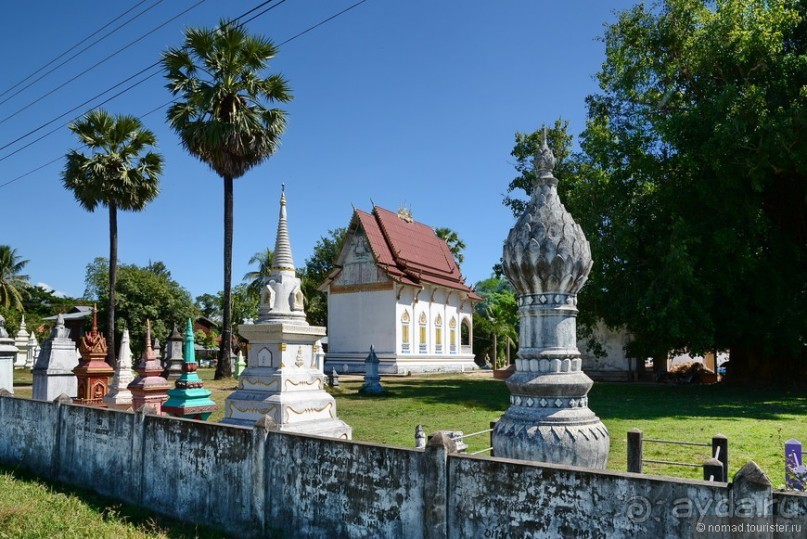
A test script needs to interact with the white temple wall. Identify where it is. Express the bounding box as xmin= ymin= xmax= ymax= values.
xmin=328 ymin=287 xmax=396 ymax=355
